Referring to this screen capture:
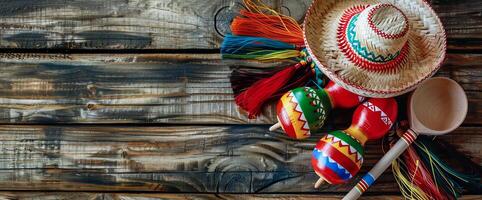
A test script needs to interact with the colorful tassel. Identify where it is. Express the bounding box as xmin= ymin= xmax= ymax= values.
xmin=231 ymin=1 xmax=304 ymax=46
xmin=221 ymin=0 xmax=321 ymax=118
xmin=414 ymin=137 xmax=481 ymax=198
xmin=402 ymin=145 xmax=450 ymax=200
xmin=390 ymin=123 xmax=481 ymax=200
xmin=221 ymin=35 xmax=301 ymax=61
xmin=392 ymin=158 xmax=432 ymax=200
